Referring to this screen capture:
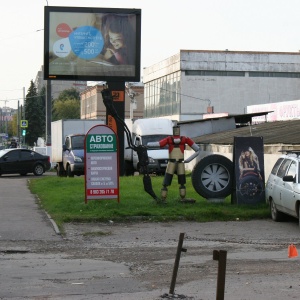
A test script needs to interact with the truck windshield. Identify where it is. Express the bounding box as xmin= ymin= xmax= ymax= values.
xmin=142 ymin=135 xmax=169 ymax=148
xmin=71 ymin=135 xmax=85 ymax=149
